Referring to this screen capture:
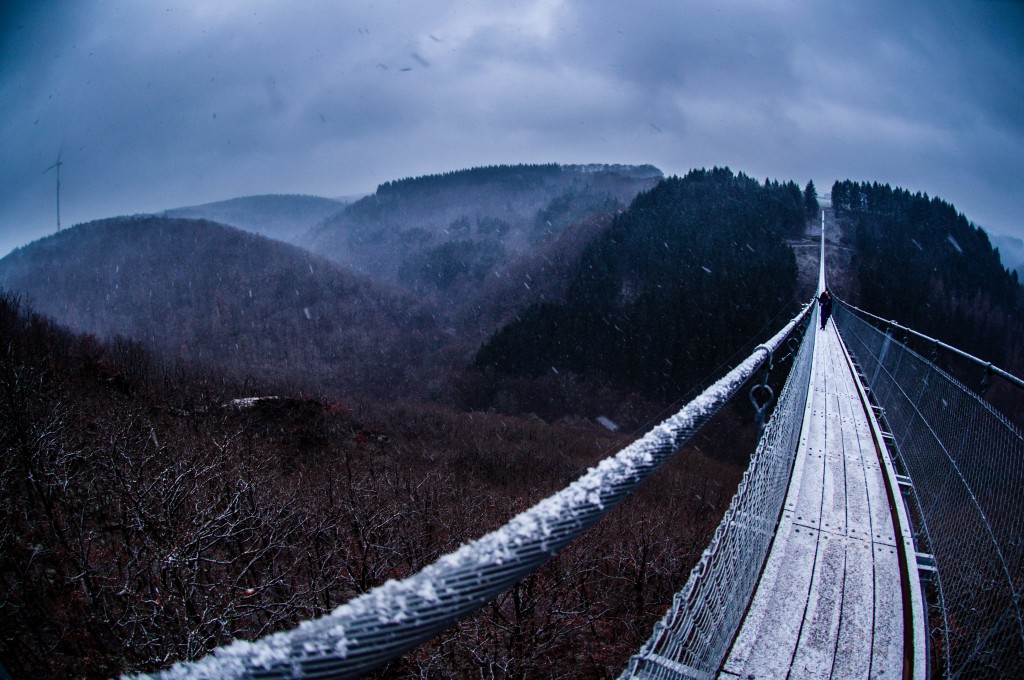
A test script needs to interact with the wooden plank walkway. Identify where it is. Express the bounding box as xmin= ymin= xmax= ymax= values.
xmin=719 ymin=322 xmax=906 ymax=679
